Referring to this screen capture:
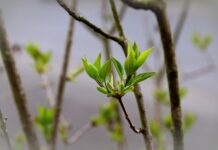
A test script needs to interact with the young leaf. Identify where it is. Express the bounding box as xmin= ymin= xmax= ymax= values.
xmin=163 ymin=114 xmax=172 ymax=130
xmin=124 ymin=49 xmax=136 ymax=76
xmin=94 ymin=53 xmax=102 ymax=71
xmin=82 ymin=58 xmax=99 ymax=80
xmin=132 ymin=42 xmax=140 ymax=58
xmin=112 ymin=57 xmax=123 ymax=80
xmin=123 ymin=86 xmax=134 ymax=94
xmin=25 ymin=43 xmax=41 ymax=60
xmin=135 ymin=48 xmax=152 ymax=69
xmin=99 ymin=60 xmax=111 ymax=81
xmin=184 ymin=113 xmax=196 ymax=132
xmin=150 ymin=120 xmax=161 ymax=138
xmin=179 ymin=87 xmax=187 ymax=99
xmin=42 ymin=51 xmax=52 ymax=64
xmin=97 ymin=87 xmax=108 ymax=94
xmin=127 ymin=72 xmax=155 ymax=86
